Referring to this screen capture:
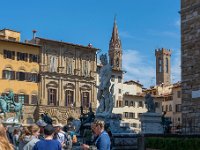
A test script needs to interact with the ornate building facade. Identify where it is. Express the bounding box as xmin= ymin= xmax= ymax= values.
xmin=181 ymin=0 xmax=200 ymax=133
xmin=34 ymin=37 xmax=98 ymax=124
